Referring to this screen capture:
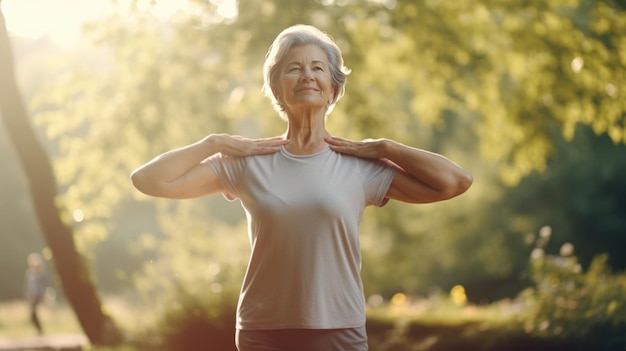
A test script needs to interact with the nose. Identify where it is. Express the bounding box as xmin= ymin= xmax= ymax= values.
xmin=300 ymin=67 xmax=314 ymax=81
